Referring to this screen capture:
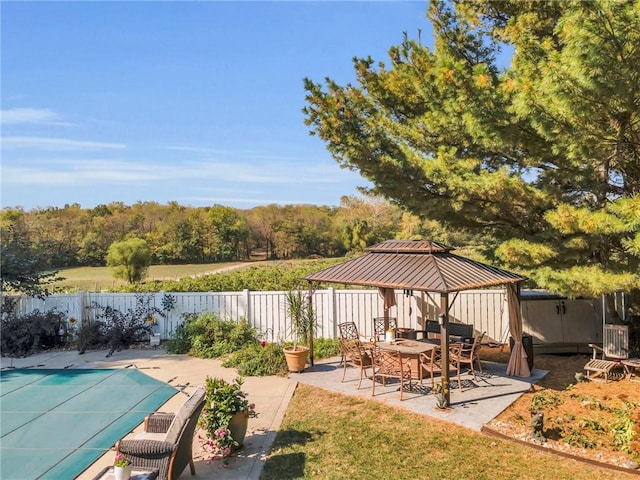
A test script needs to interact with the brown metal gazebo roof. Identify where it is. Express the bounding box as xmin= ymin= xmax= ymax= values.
xmin=304 ymin=239 xmax=526 ymax=293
